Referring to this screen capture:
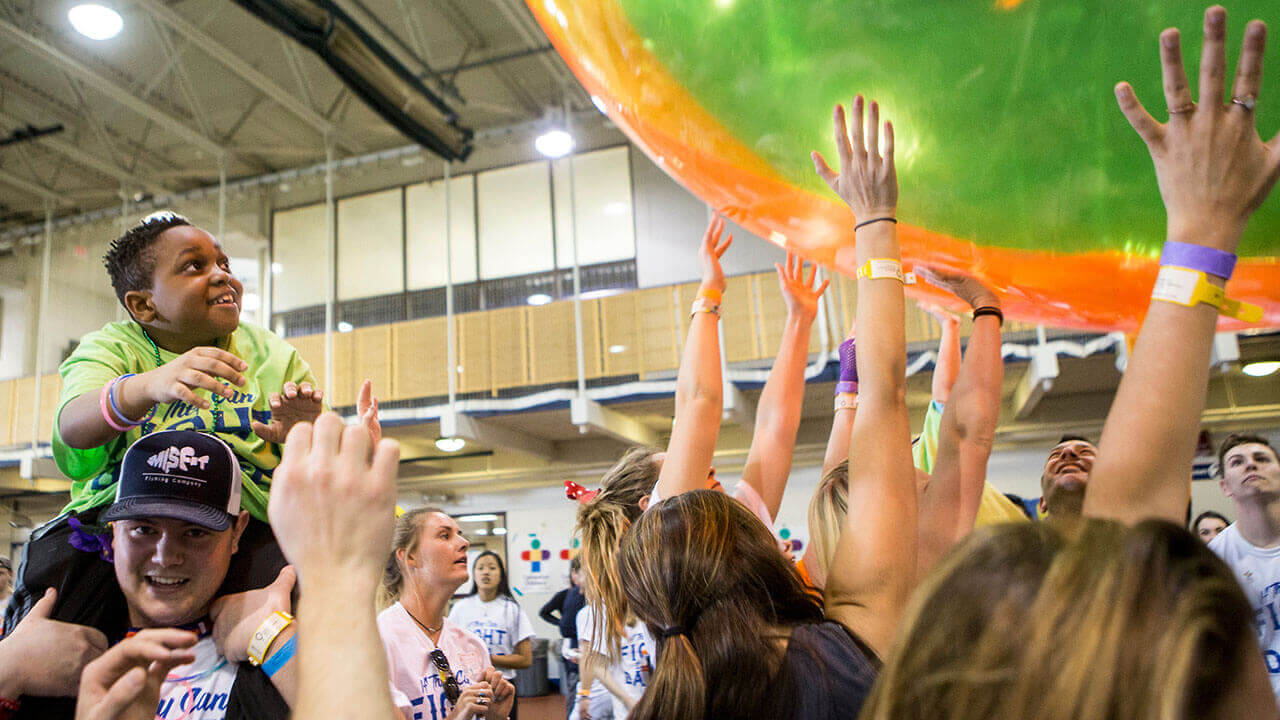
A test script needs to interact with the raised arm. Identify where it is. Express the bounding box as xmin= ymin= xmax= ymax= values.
xmin=821 ymin=326 xmax=857 ymax=475
xmin=1086 ymin=8 xmax=1280 ymax=524
xmin=924 ymin=305 xmax=961 ymax=406
xmin=269 ymin=413 xmax=403 ymax=720
xmin=740 ymin=253 xmax=828 ymax=519
xmin=914 ymin=270 xmax=1004 ymax=575
xmin=812 ymin=96 xmax=918 ymax=656
xmin=654 ymin=216 xmax=732 ymax=501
